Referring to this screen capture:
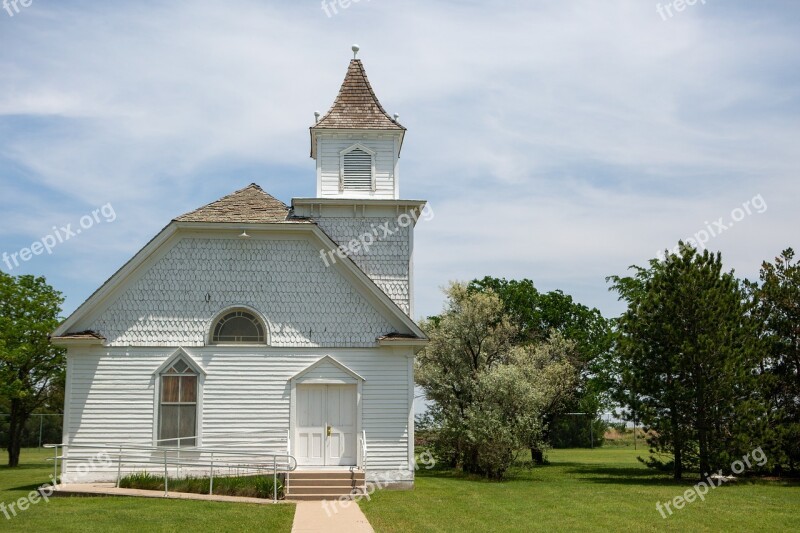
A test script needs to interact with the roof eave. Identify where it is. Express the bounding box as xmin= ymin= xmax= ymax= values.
xmin=310 ymin=127 xmax=405 ymax=159
xmin=51 ymin=336 xmax=106 ymax=347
